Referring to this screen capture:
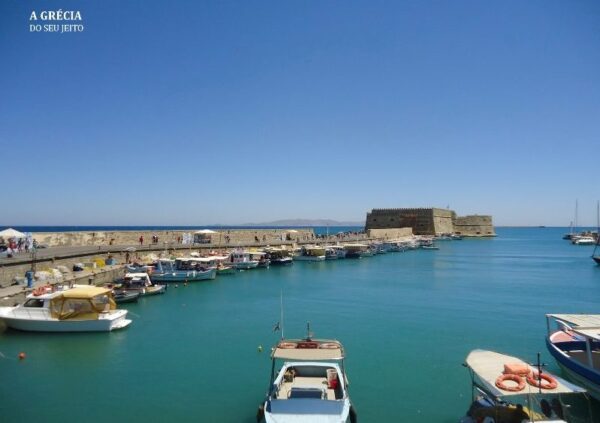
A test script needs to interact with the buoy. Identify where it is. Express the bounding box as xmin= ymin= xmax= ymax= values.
xmin=175 ymin=284 xmax=178 ymax=288
xmin=258 ymin=345 xmax=263 ymax=352
xmin=18 ymin=352 xmax=26 ymax=360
